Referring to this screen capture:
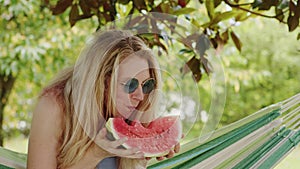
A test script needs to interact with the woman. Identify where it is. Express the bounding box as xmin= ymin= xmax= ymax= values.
xmin=27 ymin=30 xmax=180 ymax=169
